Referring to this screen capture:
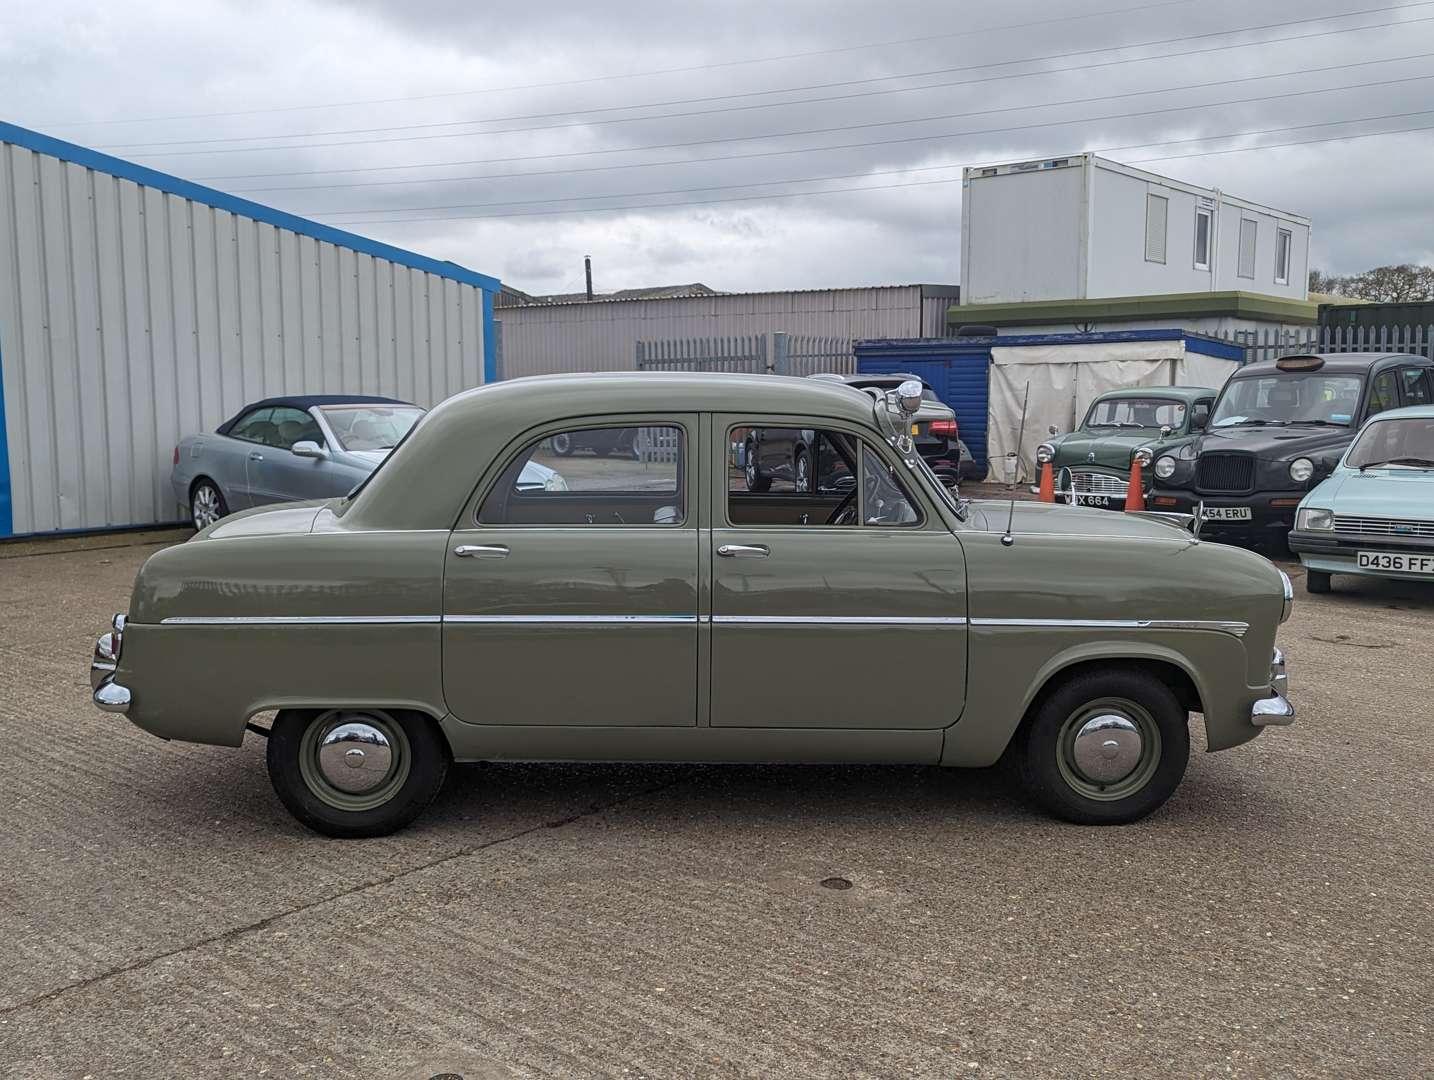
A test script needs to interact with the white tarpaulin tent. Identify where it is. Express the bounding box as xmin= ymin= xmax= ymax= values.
xmin=987 ymin=338 xmax=1242 ymax=483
